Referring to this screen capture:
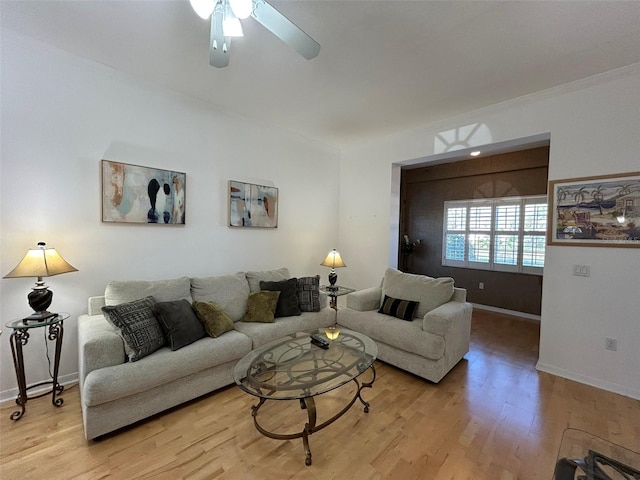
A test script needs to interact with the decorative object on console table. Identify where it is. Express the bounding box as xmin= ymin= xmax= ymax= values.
xmin=228 ymin=180 xmax=278 ymax=228
xmin=3 ymin=242 xmax=77 ymax=322
xmin=320 ymin=249 xmax=346 ymax=290
xmin=5 ymin=313 xmax=69 ymax=421
xmin=102 ymin=159 xmax=186 ymax=224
